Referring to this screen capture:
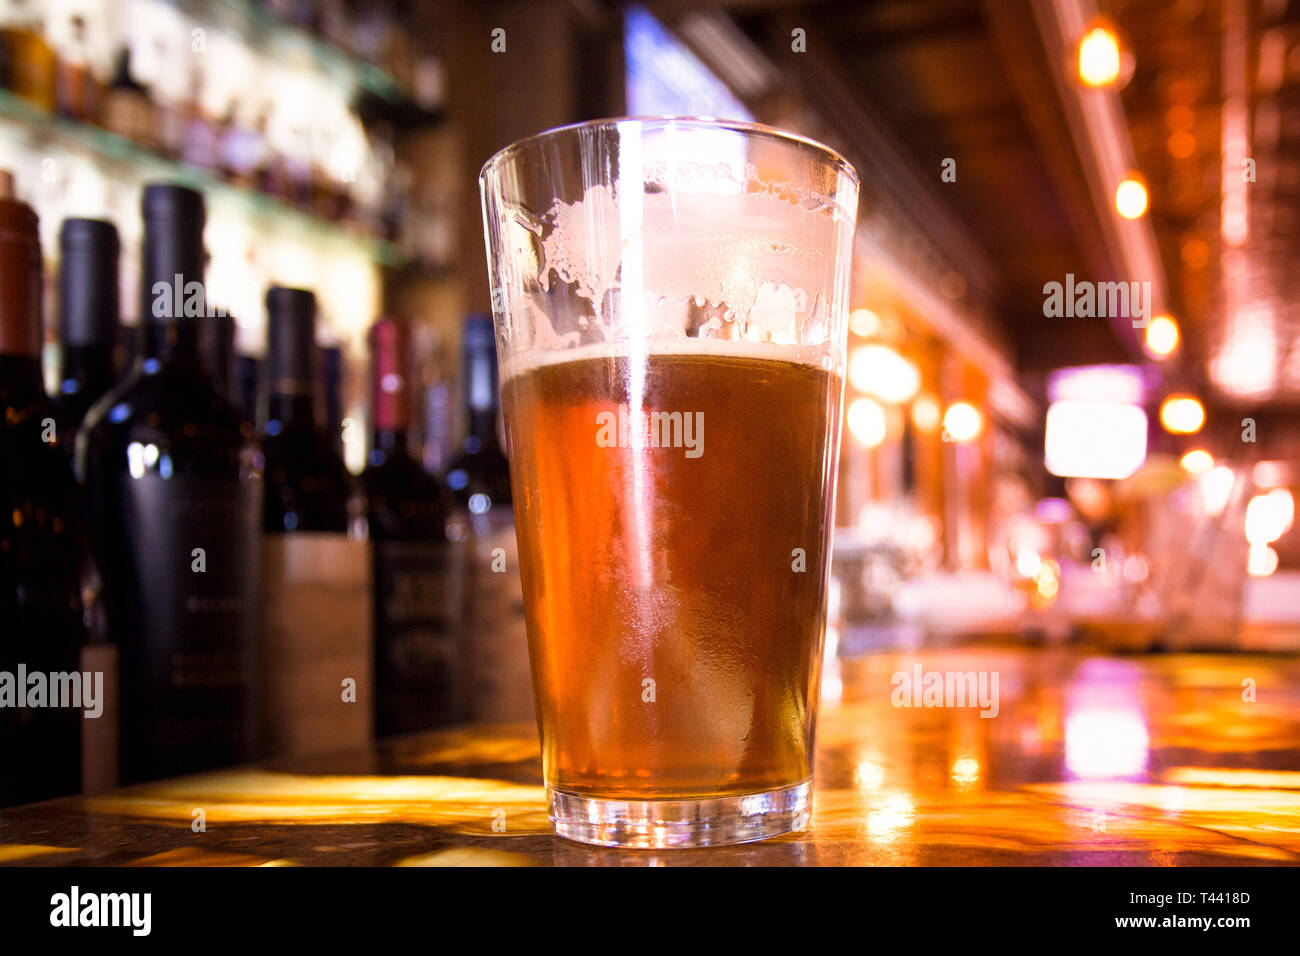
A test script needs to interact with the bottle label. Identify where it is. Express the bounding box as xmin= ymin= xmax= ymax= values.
xmin=373 ymin=538 xmax=468 ymax=734
xmin=260 ymin=534 xmax=372 ymax=758
xmin=467 ymin=517 xmax=534 ymax=723
xmin=80 ymin=643 xmax=118 ymax=795
xmin=117 ymin=474 xmax=261 ymax=780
